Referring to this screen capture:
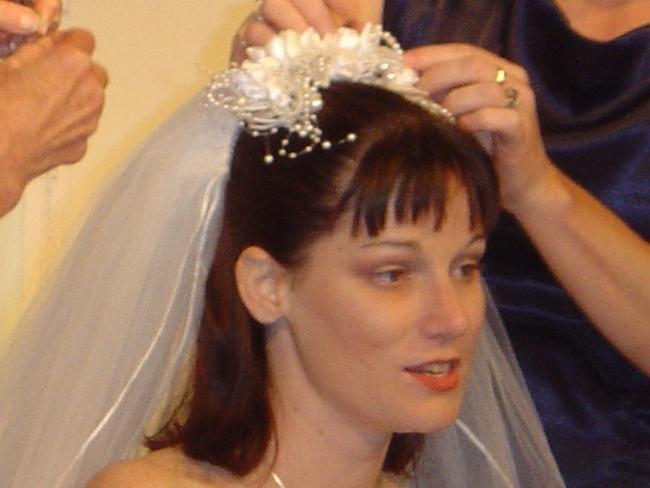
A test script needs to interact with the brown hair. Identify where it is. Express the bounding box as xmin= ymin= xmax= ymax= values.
xmin=148 ymin=82 xmax=499 ymax=477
